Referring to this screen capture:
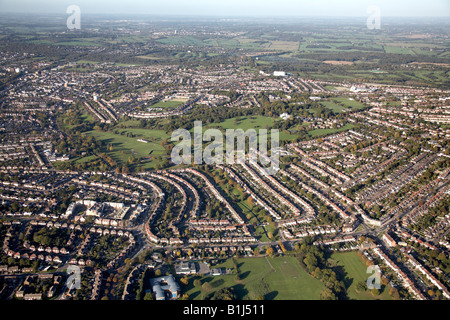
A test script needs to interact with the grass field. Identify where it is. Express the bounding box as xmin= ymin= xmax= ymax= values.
xmin=200 ymin=115 xmax=298 ymax=143
xmin=84 ymin=128 xmax=170 ymax=168
xmin=308 ymin=123 xmax=355 ymax=137
xmin=334 ymin=97 xmax=366 ymax=109
xmin=149 ymin=100 xmax=185 ymax=110
xmin=183 ymin=256 xmax=324 ymax=300
xmin=320 ymin=100 xmax=348 ymax=113
xmin=206 ymin=116 xmax=274 ymax=131
xmin=330 ymin=252 xmax=392 ymax=300
xmin=320 ymin=97 xmax=366 ymax=113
